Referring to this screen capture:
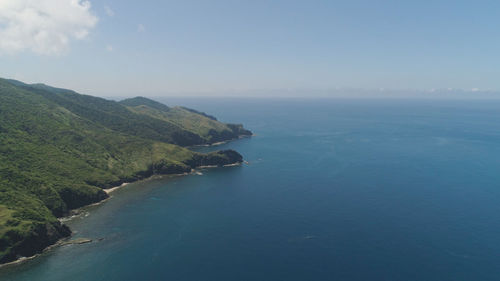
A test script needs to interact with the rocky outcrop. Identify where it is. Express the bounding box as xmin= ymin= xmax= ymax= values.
xmin=205 ymin=124 xmax=252 ymax=144
xmin=0 ymin=221 xmax=71 ymax=264
xmin=184 ymin=150 xmax=243 ymax=168
xmin=58 ymin=187 xmax=109 ymax=210
xmin=226 ymin=124 xmax=253 ymax=137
